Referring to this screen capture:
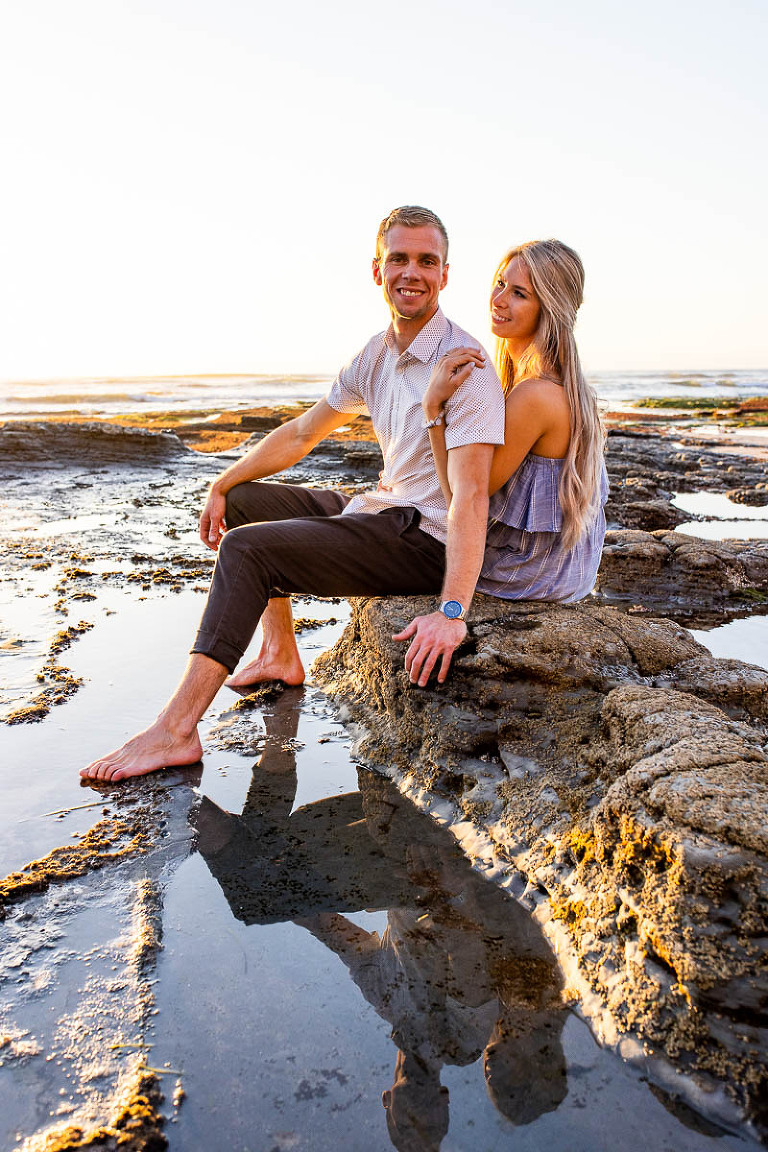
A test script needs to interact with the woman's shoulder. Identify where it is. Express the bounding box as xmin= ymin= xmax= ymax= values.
xmin=506 ymin=376 xmax=569 ymax=415
xmin=509 ymin=375 xmax=564 ymax=396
